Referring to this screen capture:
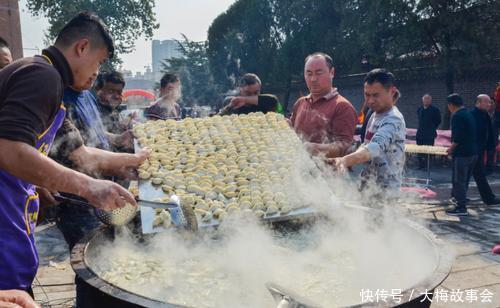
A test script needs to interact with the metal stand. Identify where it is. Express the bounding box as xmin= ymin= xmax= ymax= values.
xmin=426 ymin=153 xmax=431 ymax=188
